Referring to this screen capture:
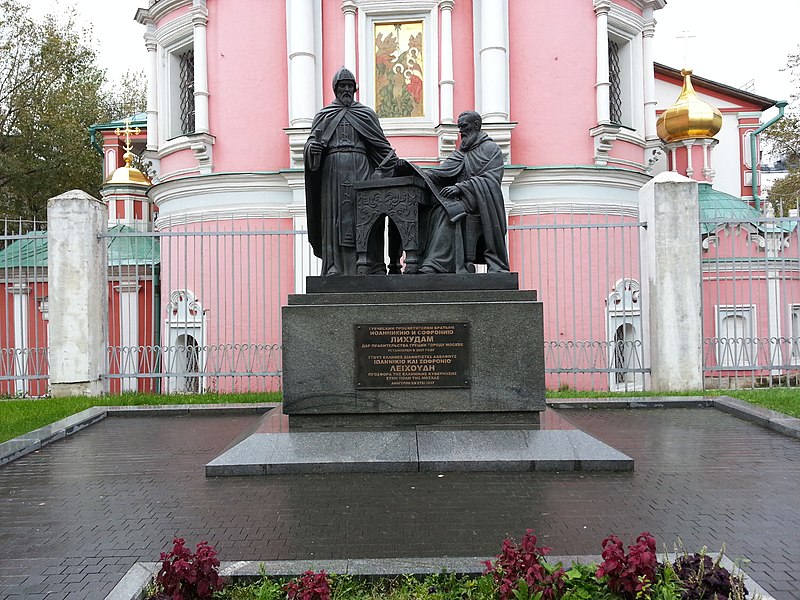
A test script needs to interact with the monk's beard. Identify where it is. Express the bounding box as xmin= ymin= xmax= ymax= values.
xmin=339 ymin=93 xmax=353 ymax=106
xmin=460 ymin=131 xmax=478 ymax=150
